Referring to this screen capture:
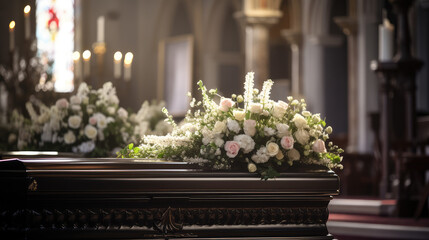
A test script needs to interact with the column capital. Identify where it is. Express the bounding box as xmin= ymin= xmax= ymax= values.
xmin=334 ymin=16 xmax=358 ymax=36
xmin=281 ymin=30 xmax=302 ymax=47
xmin=235 ymin=11 xmax=282 ymax=26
